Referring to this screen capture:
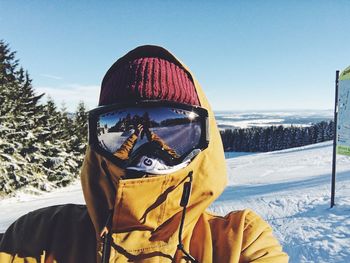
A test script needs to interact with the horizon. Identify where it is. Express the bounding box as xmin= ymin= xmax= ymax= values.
xmin=1 ymin=1 xmax=349 ymax=112
xmin=214 ymin=109 xmax=334 ymax=113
